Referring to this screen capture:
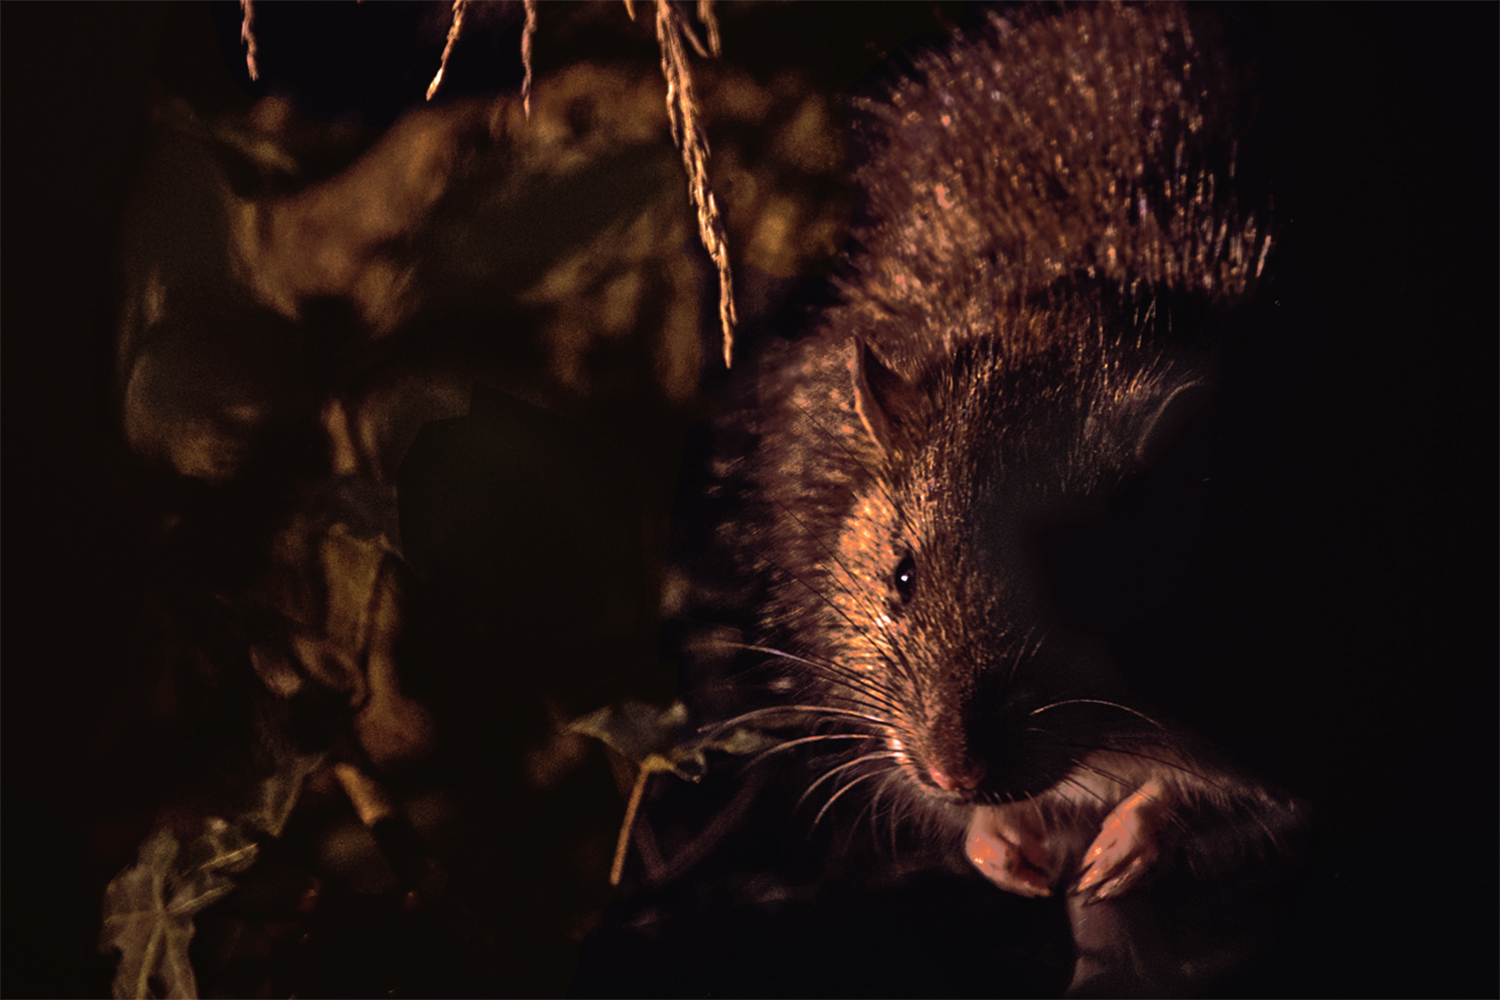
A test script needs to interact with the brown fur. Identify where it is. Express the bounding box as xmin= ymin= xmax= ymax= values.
xmin=723 ymin=3 xmax=1299 ymax=910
